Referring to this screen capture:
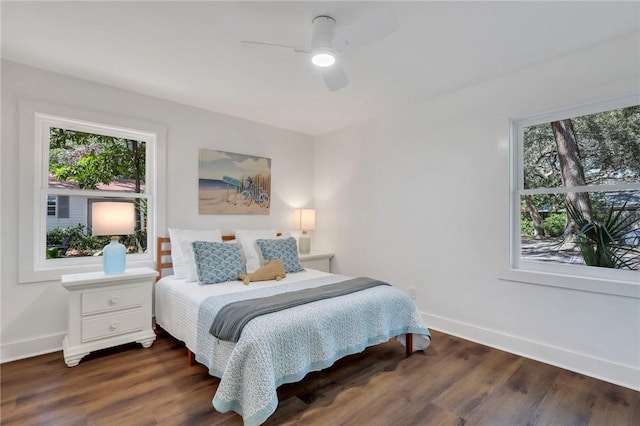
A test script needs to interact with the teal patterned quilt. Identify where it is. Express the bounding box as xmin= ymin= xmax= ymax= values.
xmin=196 ymin=274 xmax=431 ymax=426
